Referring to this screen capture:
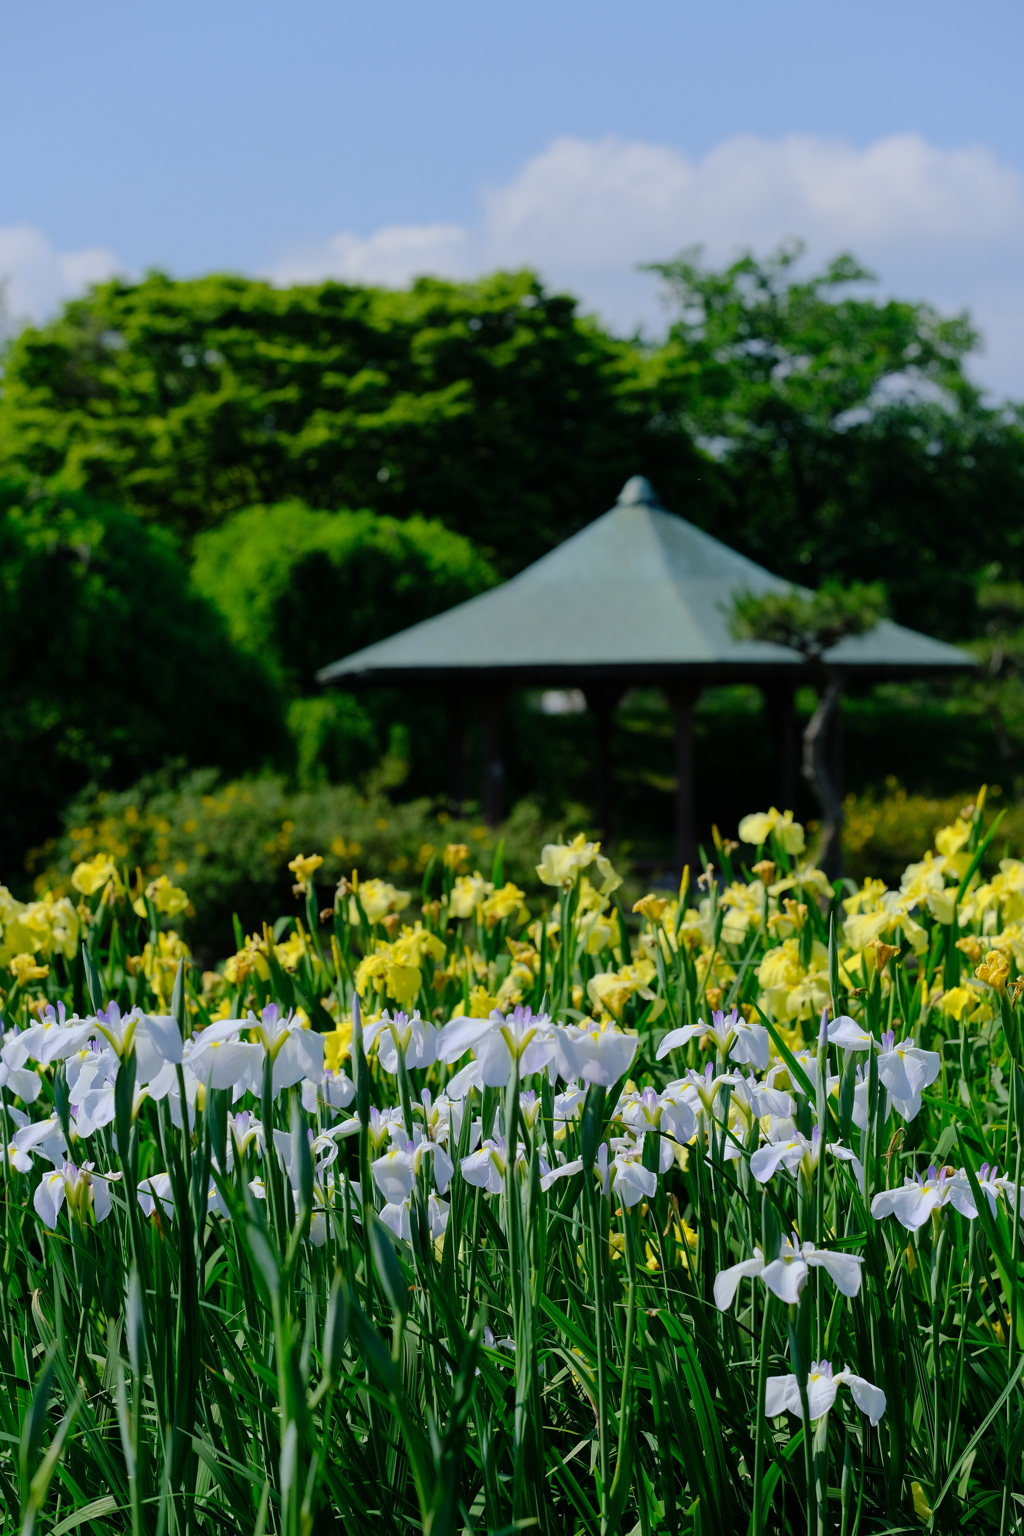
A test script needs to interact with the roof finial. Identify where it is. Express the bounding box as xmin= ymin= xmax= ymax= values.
xmin=617 ymin=475 xmax=662 ymax=508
